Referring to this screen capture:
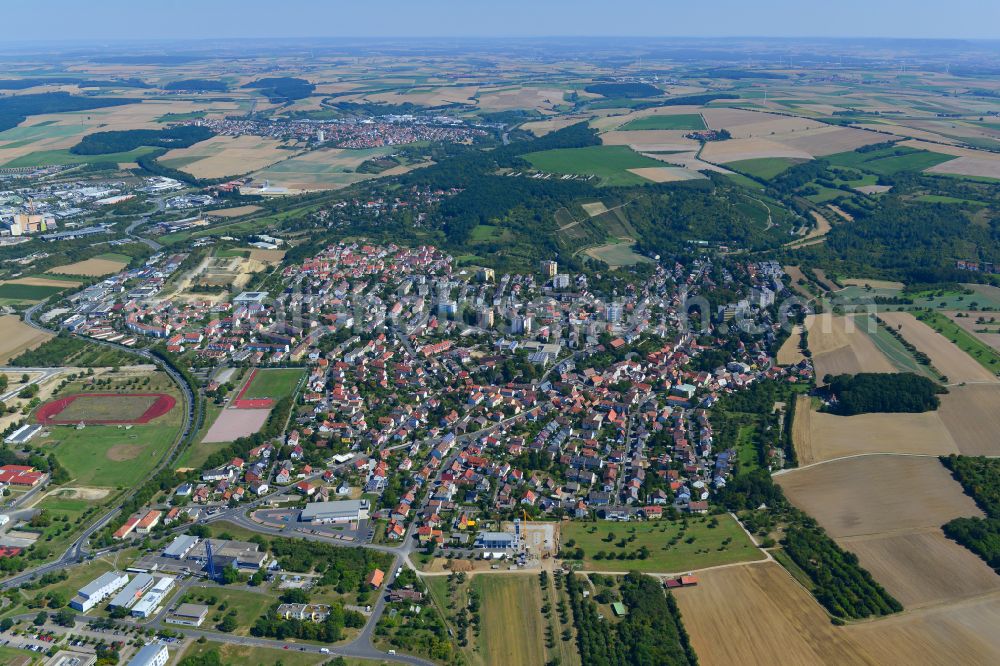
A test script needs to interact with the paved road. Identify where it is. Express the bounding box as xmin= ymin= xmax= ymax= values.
xmin=0 ymin=366 xmax=66 ymax=403
xmin=0 ymin=299 xmax=200 ymax=589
